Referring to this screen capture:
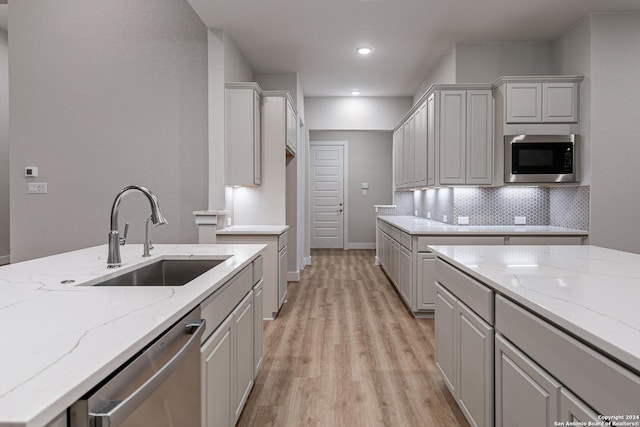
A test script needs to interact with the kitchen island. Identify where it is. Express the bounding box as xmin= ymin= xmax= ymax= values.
xmin=431 ymin=244 xmax=640 ymax=426
xmin=0 ymin=243 xmax=265 ymax=427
